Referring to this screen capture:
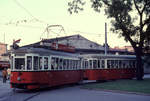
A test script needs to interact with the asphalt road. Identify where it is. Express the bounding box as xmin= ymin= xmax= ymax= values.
xmin=1 ymin=85 xmax=150 ymax=101
xmin=0 ymin=74 xmax=150 ymax=101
